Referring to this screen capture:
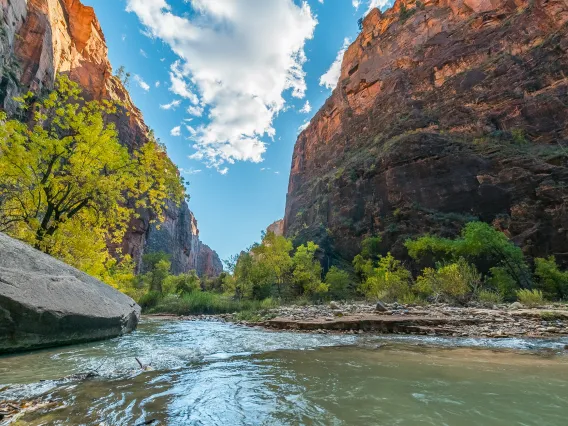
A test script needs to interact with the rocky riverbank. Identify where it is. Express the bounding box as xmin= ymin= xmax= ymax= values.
xmin=167 ymin=301 xmax=568 ymax=339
